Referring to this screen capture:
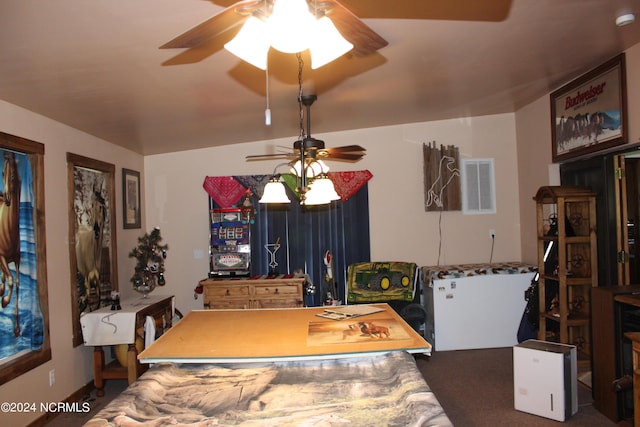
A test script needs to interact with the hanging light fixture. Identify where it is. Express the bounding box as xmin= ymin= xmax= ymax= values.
xmin=259 ymin=163 xmax=292 ymax=204
xmin=290 ymin=159 xmax=329 ymax=177
xmin=224 ymin=0 xmax=353 ymax=70
xmin=256 ymin=54 xmax=341 ymax=206
xmin=259 ymin=176 xmax=292 ymax=203
xmin=304 ymin=172 xmax=340 ymax=205
xmin=308 ymin=16 xmax=354 ymax=69
xmin=224 ymin=16 xmax=271 ymax=70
